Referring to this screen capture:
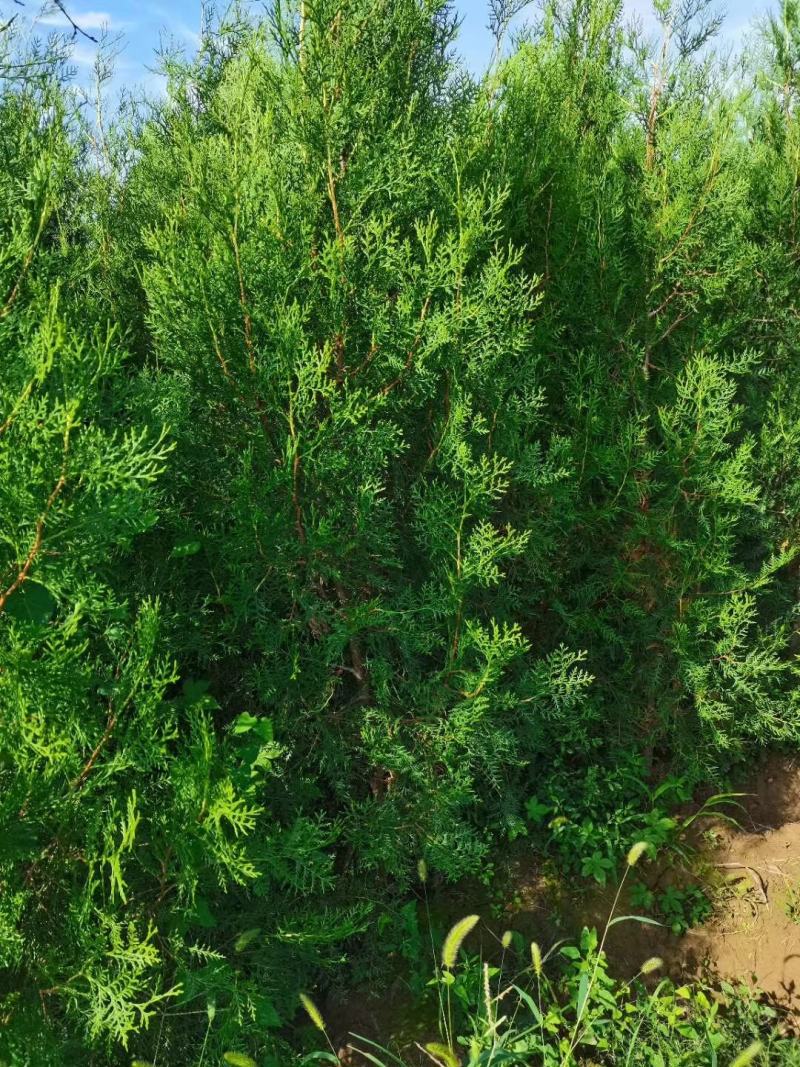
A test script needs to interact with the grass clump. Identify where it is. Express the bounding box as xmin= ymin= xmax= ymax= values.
xmin=343 ymin=871 xmax=799 ymax=1066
